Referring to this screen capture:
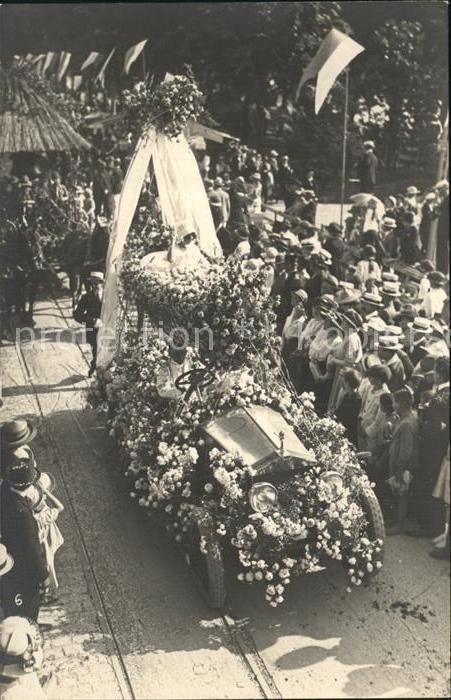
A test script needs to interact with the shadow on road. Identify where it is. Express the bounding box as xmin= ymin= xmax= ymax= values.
xmin=4 ymin=399 xmax=444 ymax=698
